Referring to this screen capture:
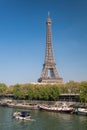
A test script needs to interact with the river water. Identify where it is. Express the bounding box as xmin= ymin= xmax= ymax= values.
xmin=0 ymin=107 xmax=87 ymax=130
